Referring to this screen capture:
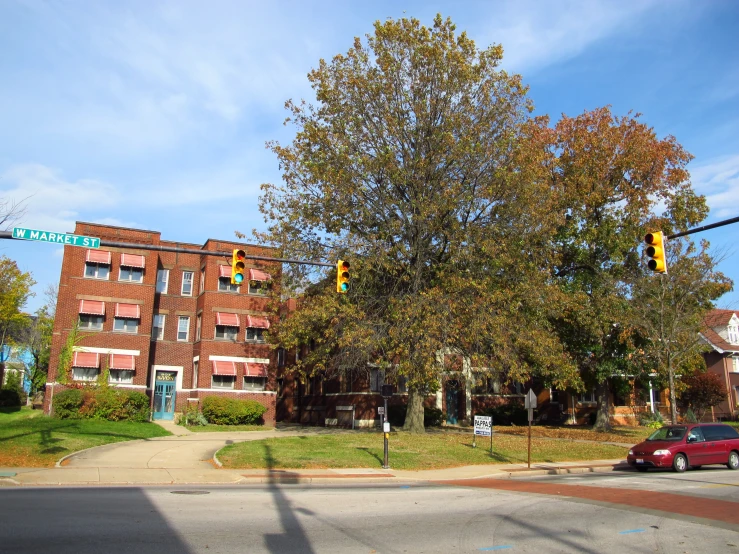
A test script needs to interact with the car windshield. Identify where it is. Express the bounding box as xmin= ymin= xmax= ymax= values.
xmin=647 ymin=426 xmax=687 ymax=441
